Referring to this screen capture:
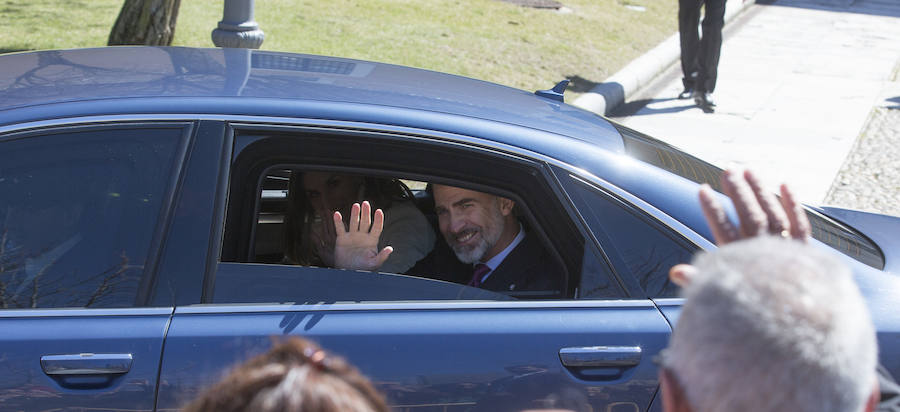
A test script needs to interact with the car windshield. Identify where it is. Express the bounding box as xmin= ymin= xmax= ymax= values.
xmin=612 ymin=122 xmax=885 ymax=270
